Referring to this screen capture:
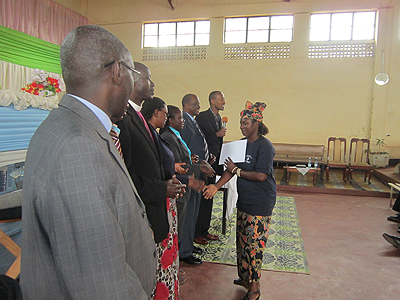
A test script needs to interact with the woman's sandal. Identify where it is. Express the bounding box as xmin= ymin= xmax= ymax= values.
xmin=233 ymin=278 xmax=249 ymax=289
xmin=242 ymin=290 xmax=260 ymax=300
